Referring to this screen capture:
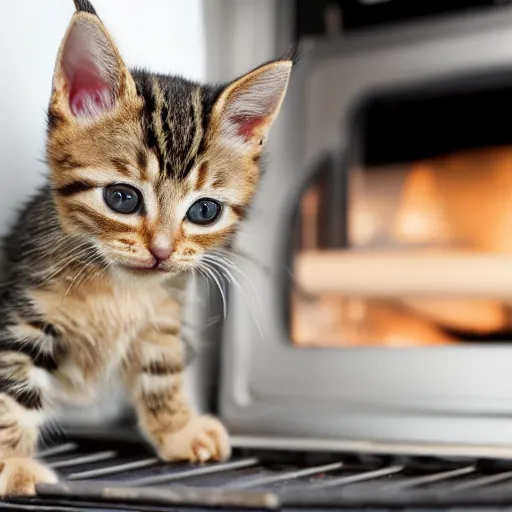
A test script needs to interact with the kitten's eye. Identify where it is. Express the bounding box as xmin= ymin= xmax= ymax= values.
xmin=103 ymin=184 xmax=142 ymax=214
xmin=186 ymin=199 xmax=222 ymax=225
